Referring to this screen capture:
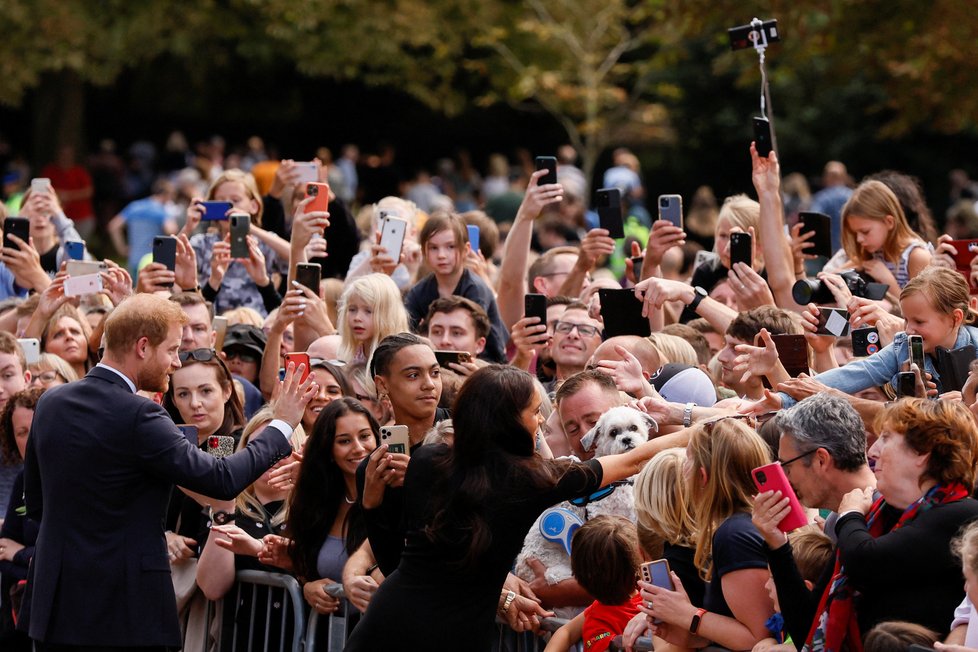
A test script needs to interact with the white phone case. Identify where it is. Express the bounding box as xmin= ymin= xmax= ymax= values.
xmin=379 ymin=217 xmax=407 ymax=262
xmin=63 ymin=273 xmax=103 ymax=297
